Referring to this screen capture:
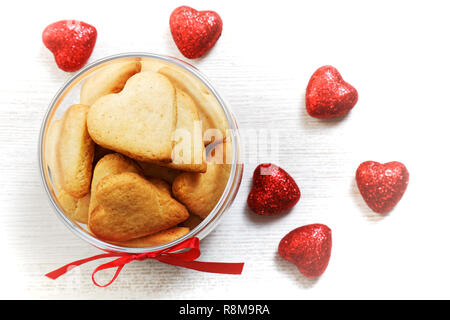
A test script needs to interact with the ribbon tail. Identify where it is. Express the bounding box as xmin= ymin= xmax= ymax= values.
xmin=156 ymin=255 xmax=244 ymax=275
xmin=45 ymin=253 xmax=123 ymax=280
